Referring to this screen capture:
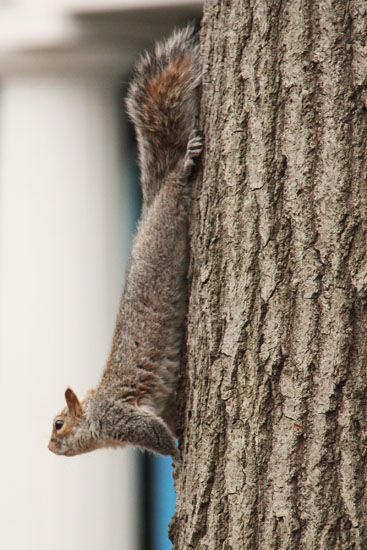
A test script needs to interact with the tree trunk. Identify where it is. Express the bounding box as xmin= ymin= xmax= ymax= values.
xmin=173 ymin=1 xmax=367 ymax=548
